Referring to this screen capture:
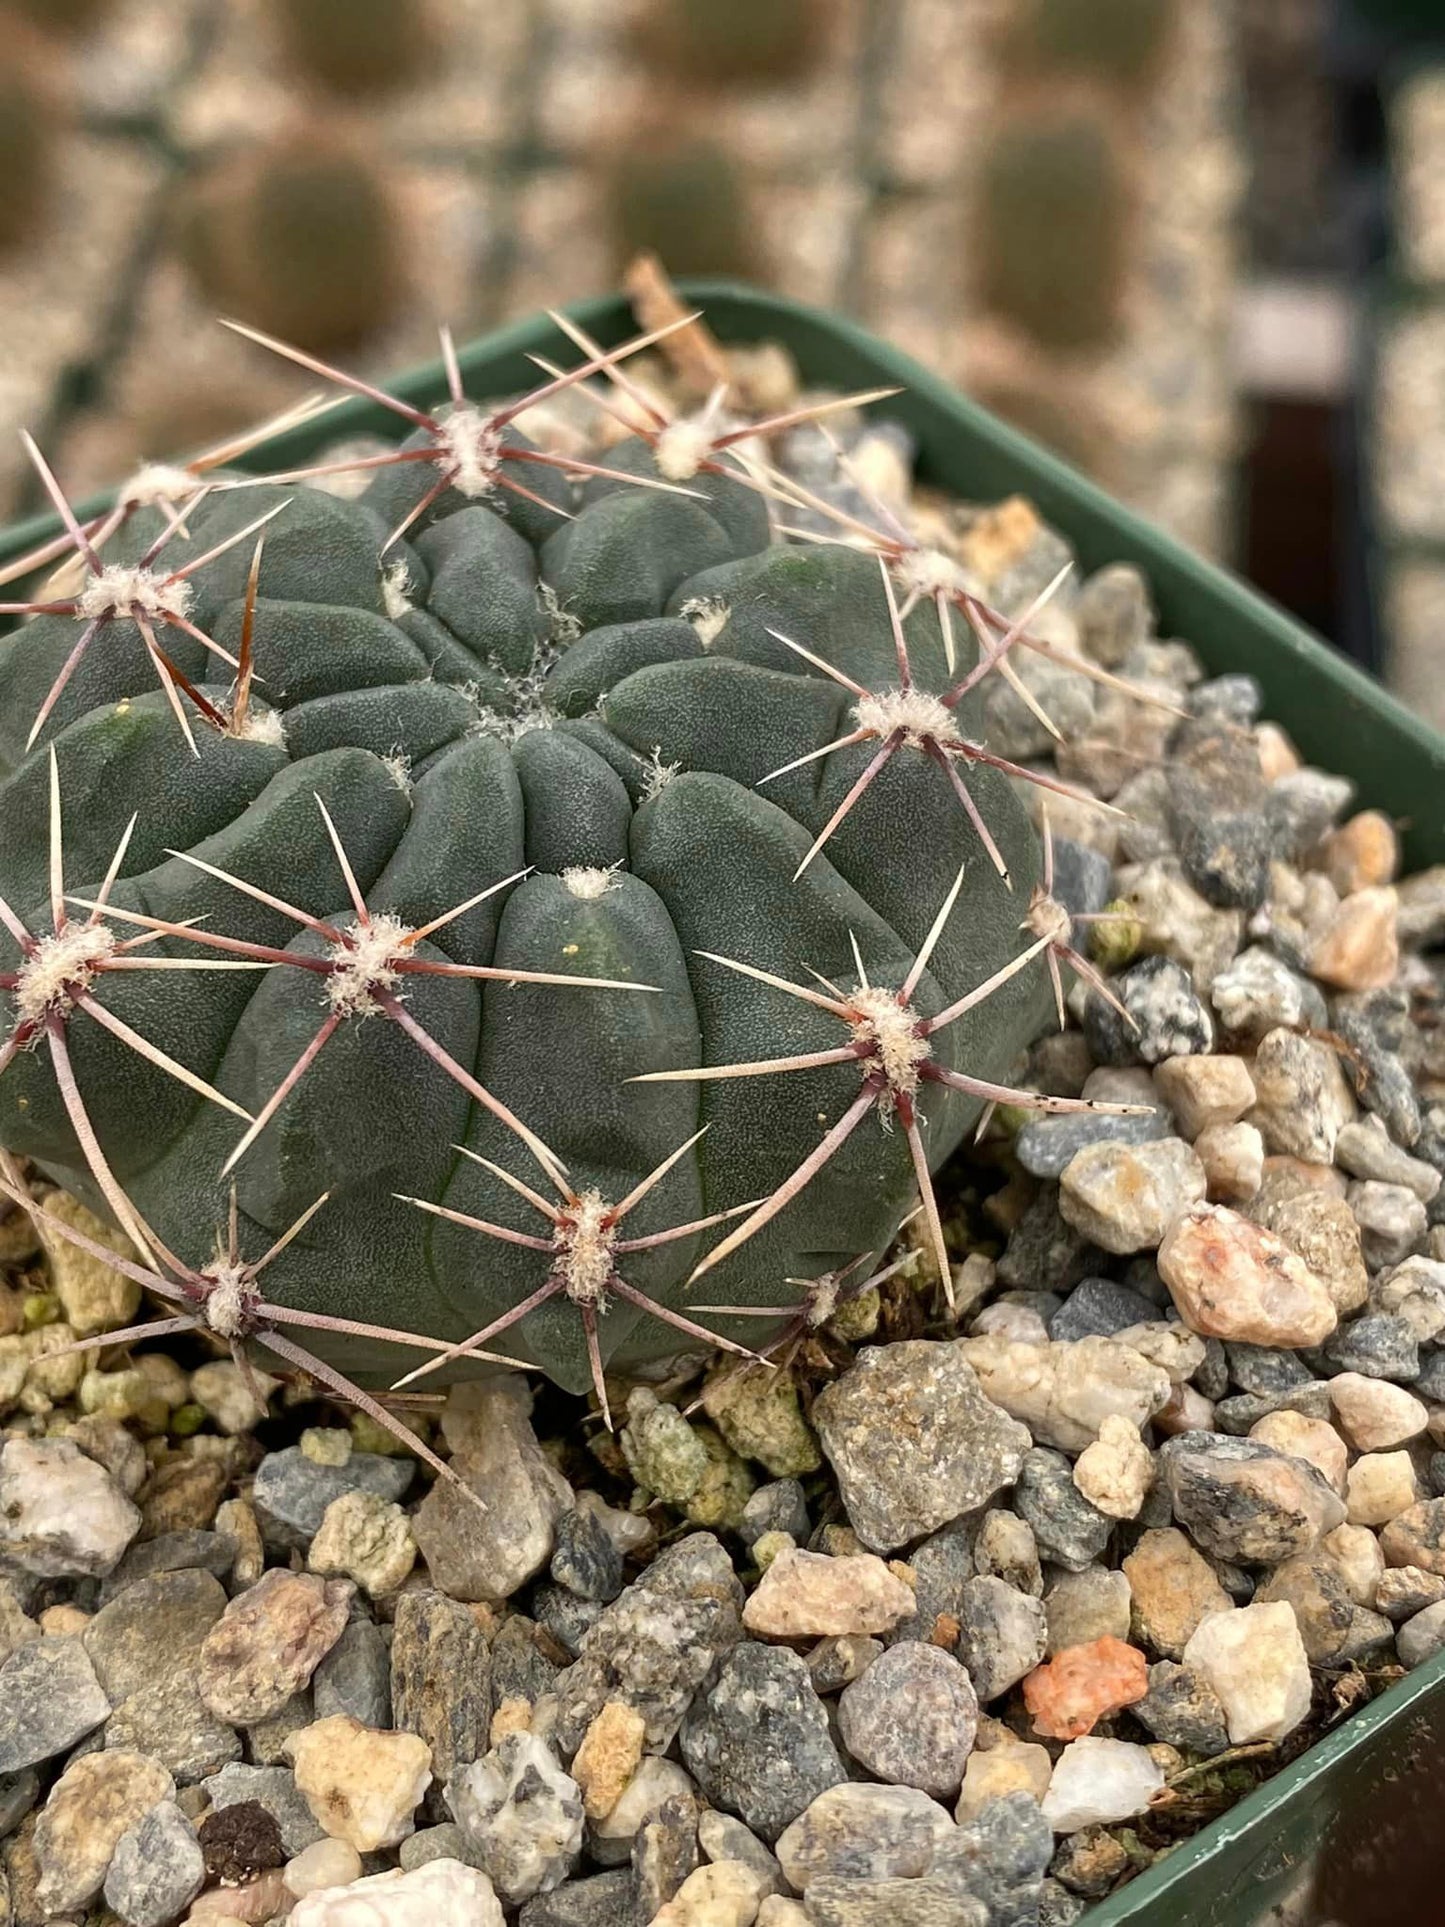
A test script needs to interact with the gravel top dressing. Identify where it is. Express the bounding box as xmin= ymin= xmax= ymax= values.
xmin=2 ymin=285 xmax=1444 ymax=1927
